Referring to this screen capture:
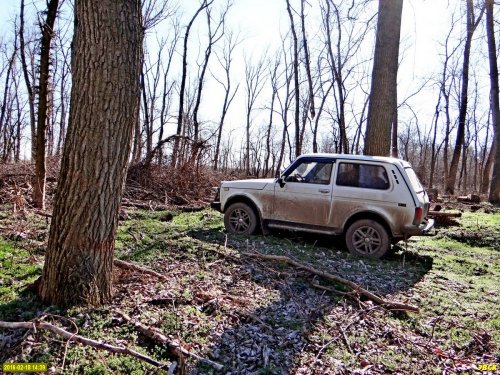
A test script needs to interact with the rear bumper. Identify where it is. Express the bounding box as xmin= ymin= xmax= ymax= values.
xmin=210 ymin=201 xmax=222 ymax=212
xmin=403 ymin=218 xmax=435 ymax=236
